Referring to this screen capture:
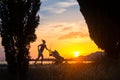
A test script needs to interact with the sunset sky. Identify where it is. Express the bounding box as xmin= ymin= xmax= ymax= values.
xmin=0 ymin=0 xmax=102 ymax=60
xmin=29 ymin=0 xmax=102 ymax=59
